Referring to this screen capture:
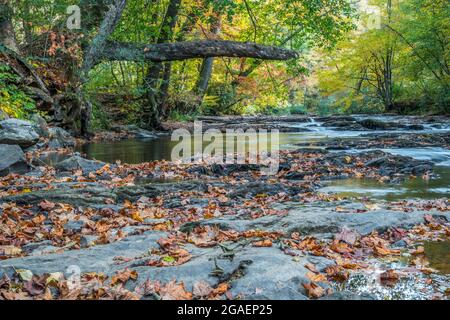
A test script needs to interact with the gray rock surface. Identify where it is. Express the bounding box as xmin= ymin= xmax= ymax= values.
xmin=0 ymin=144 xmax=29 ymax=176
xmin=0 ymin=119 xmax=40 ymax=147
xmin=55 ymin=155 xmax=106 ymax=174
